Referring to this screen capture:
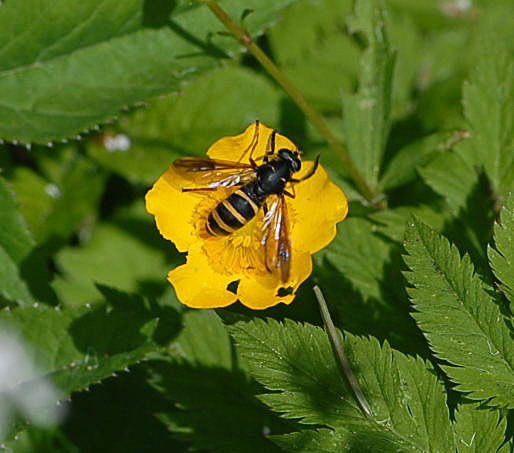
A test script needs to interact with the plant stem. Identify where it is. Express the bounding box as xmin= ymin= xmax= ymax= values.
xmin=204 ymin=0 xmax=380 ymax=205
xmin=313 ymin=285 xmax=373 ymax=417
